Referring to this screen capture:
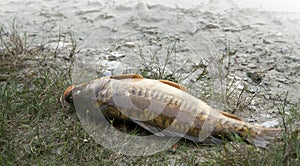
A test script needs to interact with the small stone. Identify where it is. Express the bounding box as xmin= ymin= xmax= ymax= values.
xmin=268 ymin=109 xmax=279 ymax=114
xmin=245 ymin=49 xmax=256 ymax=54
xmin=248 ymin=86 xmax=260 ymax=93
xmin=83 ymin=138 xmax=89 ymax=143
xmin=189 ymin=26 xmax=199 ymax=35
xmin=261 ymin=114 xmax=272 ymax=118
xmin=98 ymin=60 xmax=124 ymax=76
xmin=280 ymin=47 xmax=289 ymax=55
xmin=101 ymin=70 xmax=112 ymax=76
xmin=223 ymin=27 xmax=241 ymax=32
xmin=246 ymin=72 xmax=264 ymax=84
xmin=262 ymin=80 xmax=270 ymax=85
xmin=105 ymin=52 xmax=126 ymax=61
xmin=246 ymin=118 xmax=256 ymax=122
xmin=278 ymin=78 xmax=289 ymax=84
xmin=106 ymin=54 xmax=116 ymax=61
xmin=123 ymin=42 xmax=135 ymax=48
xmin=276 ymin=32 xmax=282 ymax=36
xmin=0 ymin=48 xmax=6 ymax=55
xmin=205 ymin=23 xmax=219 ymax=29
xmin=248 ymin=105 xmax=257 ymax=111
xmin=261 ymin=119 xmax=279 ymax=128
xmin=264 ymin=86 xmax=271 ymax=91
xmin=111 ymin=28 xmax=118 ymax=32
xmin=236 ymin=83 xmax=244 ymax=90
xmin=262 ymin=39 xmax=272 ymax=44
xmin=56 ymin=147 xmax=62 ymax=155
